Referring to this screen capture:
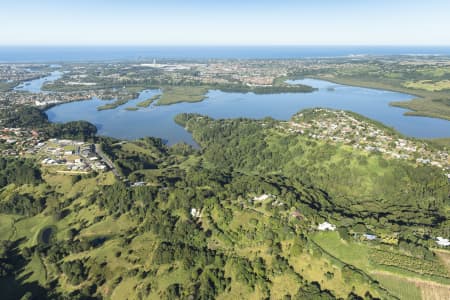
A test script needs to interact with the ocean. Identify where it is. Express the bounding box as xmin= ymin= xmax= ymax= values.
xmin=1 ymin=46 xmax=450 ymax=62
